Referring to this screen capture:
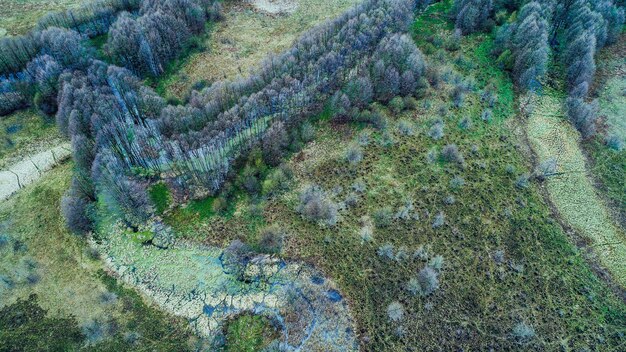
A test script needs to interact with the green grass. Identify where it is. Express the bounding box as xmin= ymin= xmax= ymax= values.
xmin=224 ymin=314 xmax=278 ymax=352
xmin=168 ymin=6 xmax=626 ymax=350
xmin=149 ymin=182 xmax=172 ymax=215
